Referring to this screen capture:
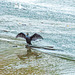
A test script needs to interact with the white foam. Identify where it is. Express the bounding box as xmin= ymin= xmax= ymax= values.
xmin=14 ymin=64 xmax=28 ymax=69
xmin=0 ymin=38 xmax=15 ymax=42
xmin=14 ymin=3 xmax=24 ymax=9
xmin=6 ymin=0 xmax=36 ymax=3
xmin=34 ymin=3 xmax=75 ymax=15
xmin=35 ymin=48 xmax=75 ymax=61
